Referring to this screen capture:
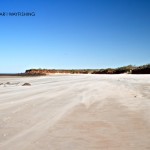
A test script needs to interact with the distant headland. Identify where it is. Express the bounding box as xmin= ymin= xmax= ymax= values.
xmin=25 ymin=64 xmax=150 ymax=75
xmin=0 ymin=64 xmax=149 ymax=76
